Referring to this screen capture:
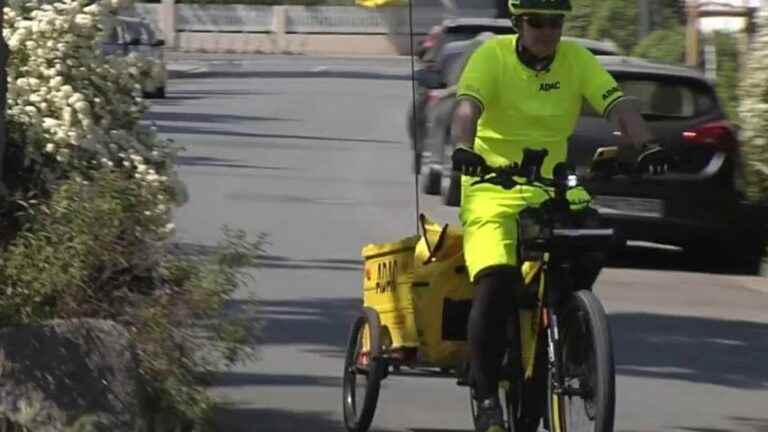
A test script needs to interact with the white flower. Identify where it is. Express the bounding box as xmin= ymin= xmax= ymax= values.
xmin=45 ymin=143 xmax=56 ymax=153
xmin=42 ymin=118 xmax=59 ymax=130
xmin=49 ymin=76 xmax=64 ymax=89
xmin=73 ymin=101 xmax=90 ymax=114
xmin=74 ymin=14 xmax=93 ymax=29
